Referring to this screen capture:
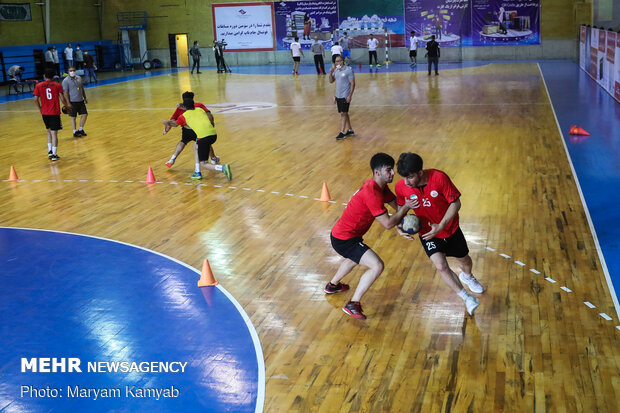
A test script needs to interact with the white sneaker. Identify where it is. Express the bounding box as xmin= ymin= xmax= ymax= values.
xmin=464 ymin=294 xmax=479 ymax=316
xmin=459 ymin=272 xmax=484 ymax=294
